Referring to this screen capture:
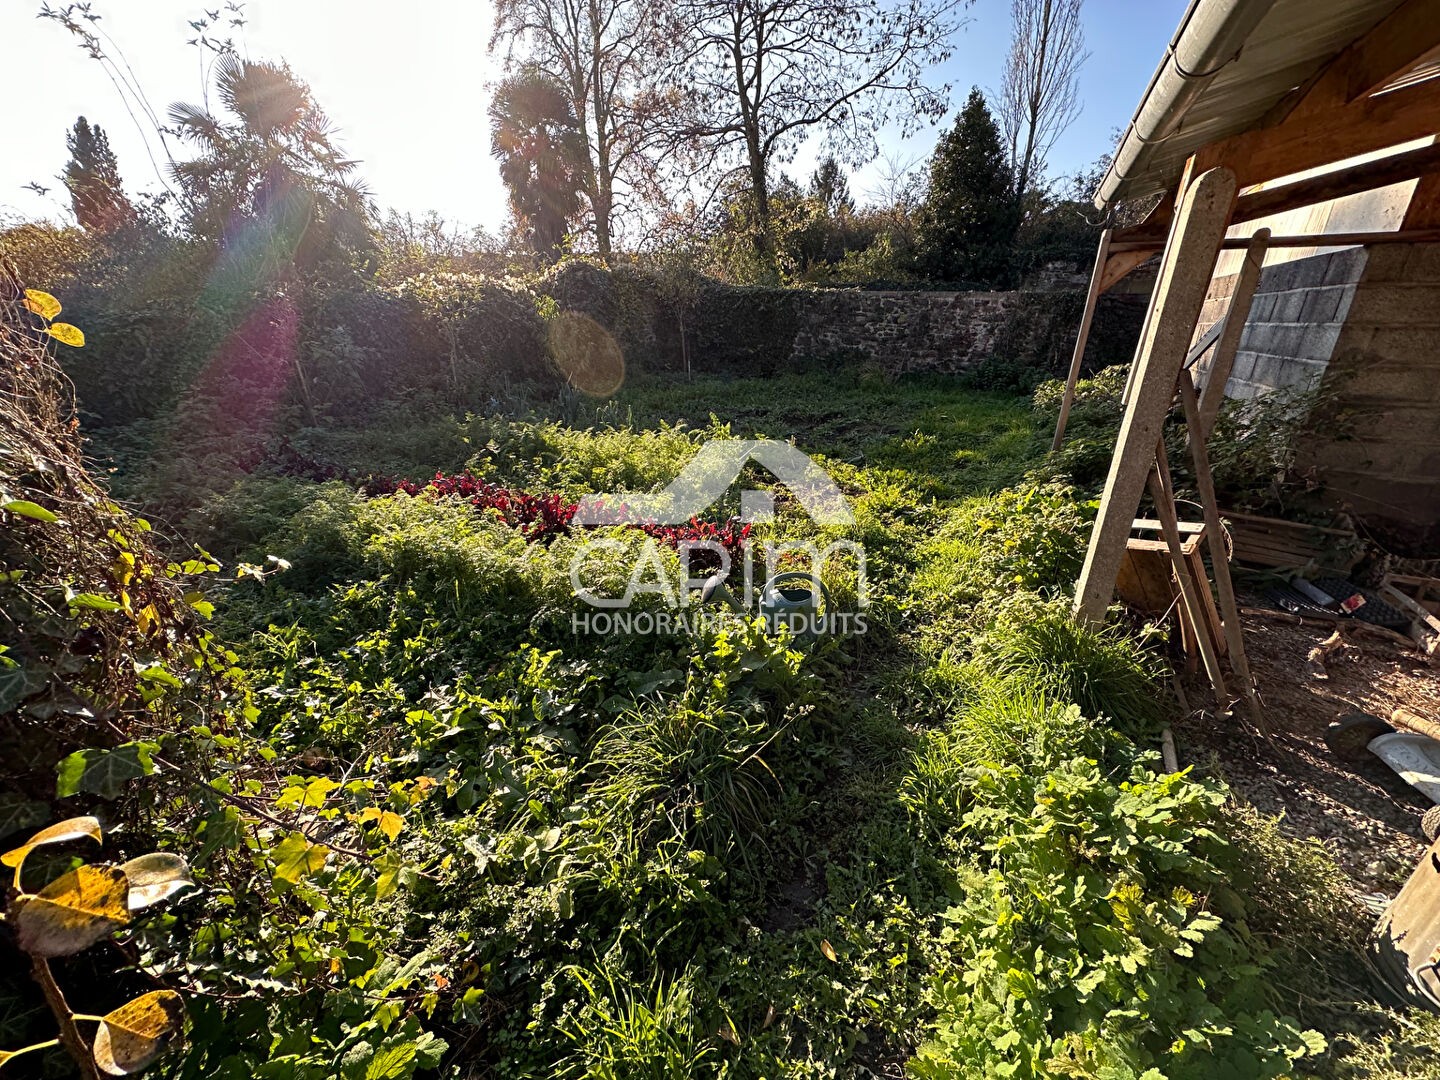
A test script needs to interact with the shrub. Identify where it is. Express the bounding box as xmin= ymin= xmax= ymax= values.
xmin=910 ymin=754 xmax=1325 ymax=1080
